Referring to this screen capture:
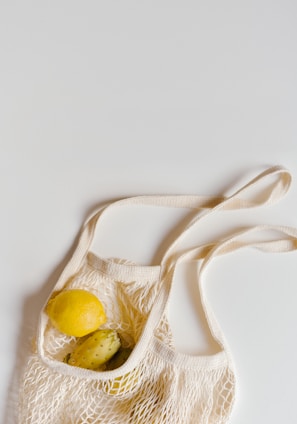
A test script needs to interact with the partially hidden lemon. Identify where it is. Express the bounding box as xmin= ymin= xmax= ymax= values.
xmin=46 ymin=289 xmax=106 ymax=337
xmin=106 ymin=371 xmax=139 ymax=395
xmin=103 ymin=348 xmax=139 ymax=395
